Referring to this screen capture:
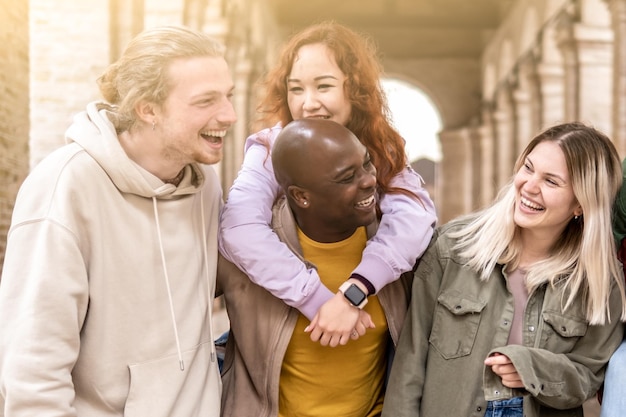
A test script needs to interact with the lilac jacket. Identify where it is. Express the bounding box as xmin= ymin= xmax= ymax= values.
xmin=219 ymin=124 xmax=437 ymax=319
